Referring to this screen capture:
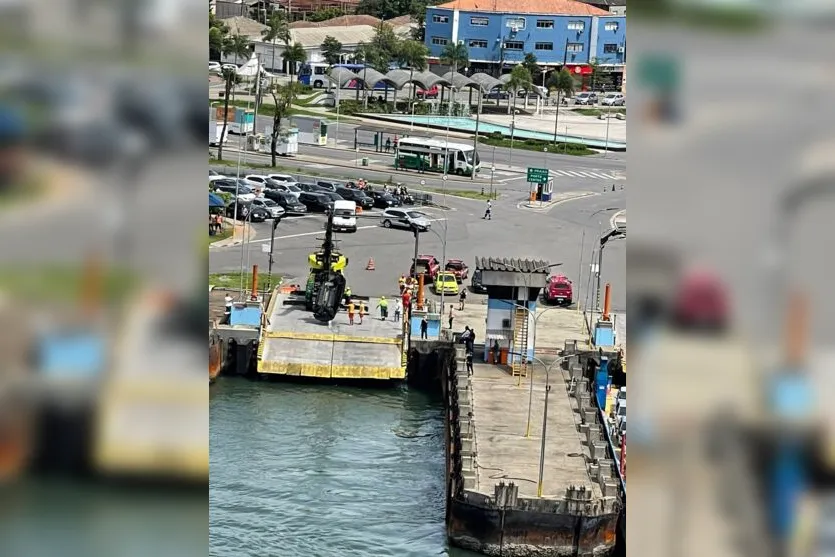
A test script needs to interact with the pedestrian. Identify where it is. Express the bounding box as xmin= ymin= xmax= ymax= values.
xmin=343 ymin=285 xmax=352 ymax=305
xmin=420 ymin=316 xmax=429 ymax=339
xmin=358 ymin=301 xmax=366 ymax=324
xmin=385 ymin=137 xmax=392 ymax=153
xmin=458 ymin=288 xmax=467 ymax=310
xmin=466 ymin=350 xmax=473 ymax=375
xmin=224 ymin=294 xmax=233 ymax=323
xmin=377 ymin=296 xmax=389 ymax=320
xmin=483 ymin=199 xmax=492 ymax=220
xmin=465 ymin=327 xmax=476 ymax=354
xmin=394 ymin=299 xmax=402 ymax=322
xmin=347 ymin=300 xmax=355 ymax=325
xmin=492 ymin=340 xmax=501 ymax=364
xmin=399 ymin=275 xmax=406 ymax=294
xmin=448 ymin=306 xmax=454 ymax=330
